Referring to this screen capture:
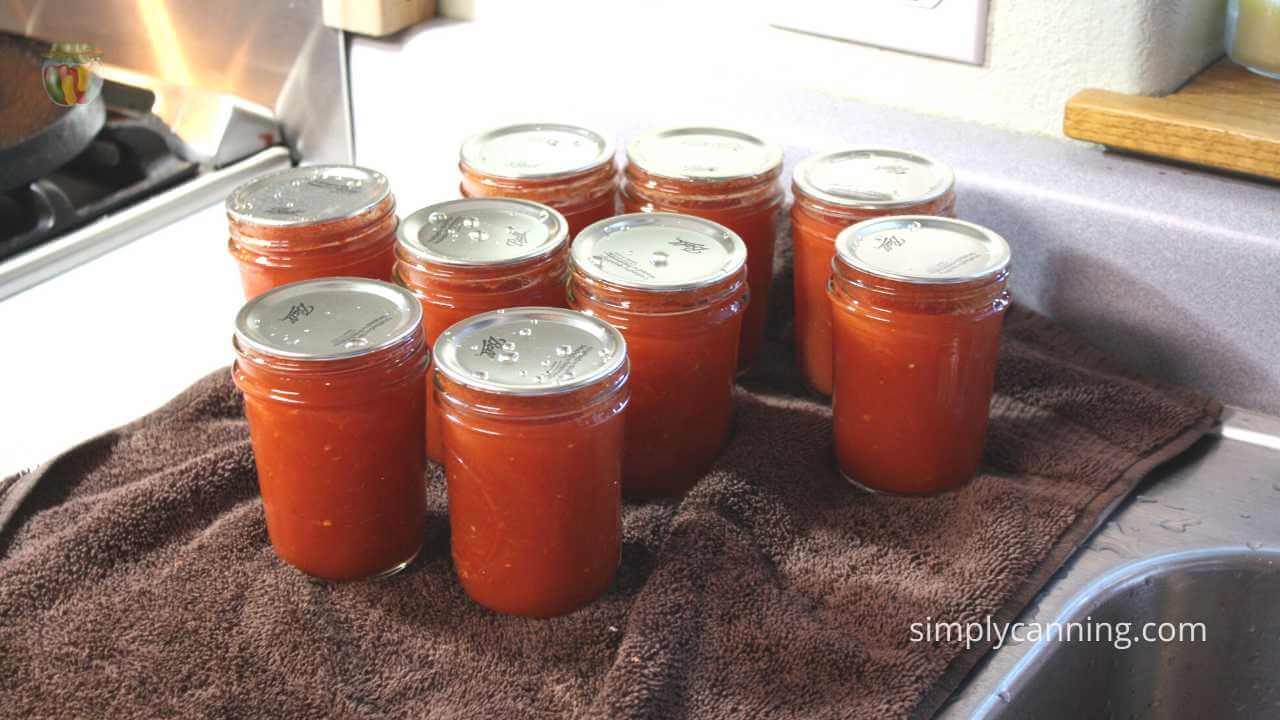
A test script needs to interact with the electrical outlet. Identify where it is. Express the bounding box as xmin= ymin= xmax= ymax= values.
xmin=771 ymin=0 xmax=991 ymax=65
